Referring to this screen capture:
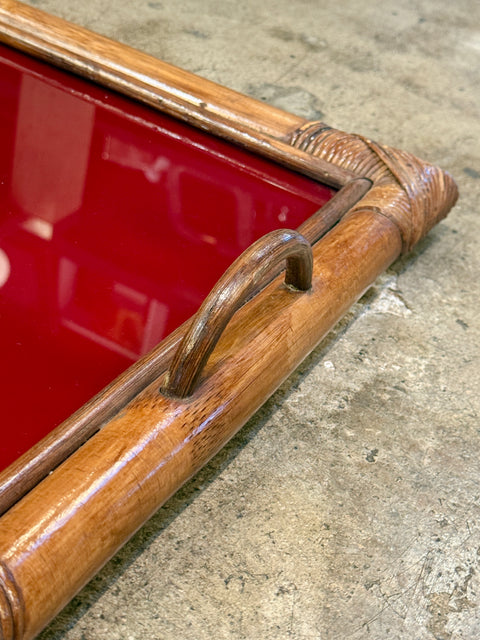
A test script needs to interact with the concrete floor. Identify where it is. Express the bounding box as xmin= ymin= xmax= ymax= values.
xmin=23 ymin=0 xmax=479 ymax=638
